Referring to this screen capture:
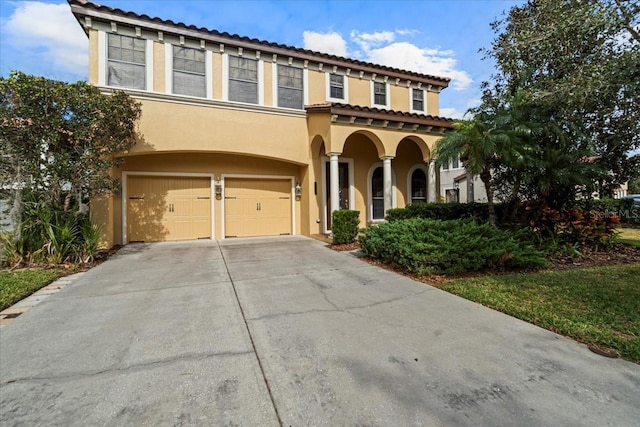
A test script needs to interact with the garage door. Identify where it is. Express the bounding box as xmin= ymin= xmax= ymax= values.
xmin=225 ymin=179 xmax=292 ymax=237
xmin=127 ymin=176 xmax=211 ymax=242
